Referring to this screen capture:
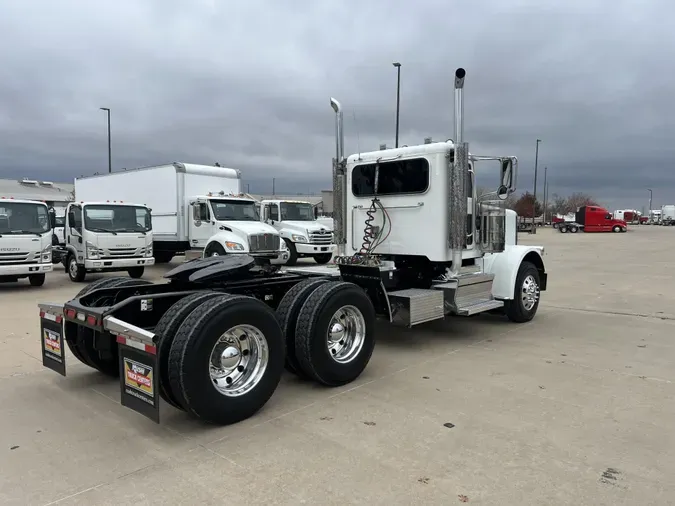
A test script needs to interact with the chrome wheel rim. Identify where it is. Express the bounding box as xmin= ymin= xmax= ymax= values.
xmin=521 ymin=274 xmax=540 ymax=311
xmin=211 ymin=251 xmax=219 ymax=256
xmin=69 ymin=259 xmax=78 ymax=278
xmin=208 ymin=324 xmax=268 ymax=397
xmin=326 ymin=305 xmax=365 ymax=364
